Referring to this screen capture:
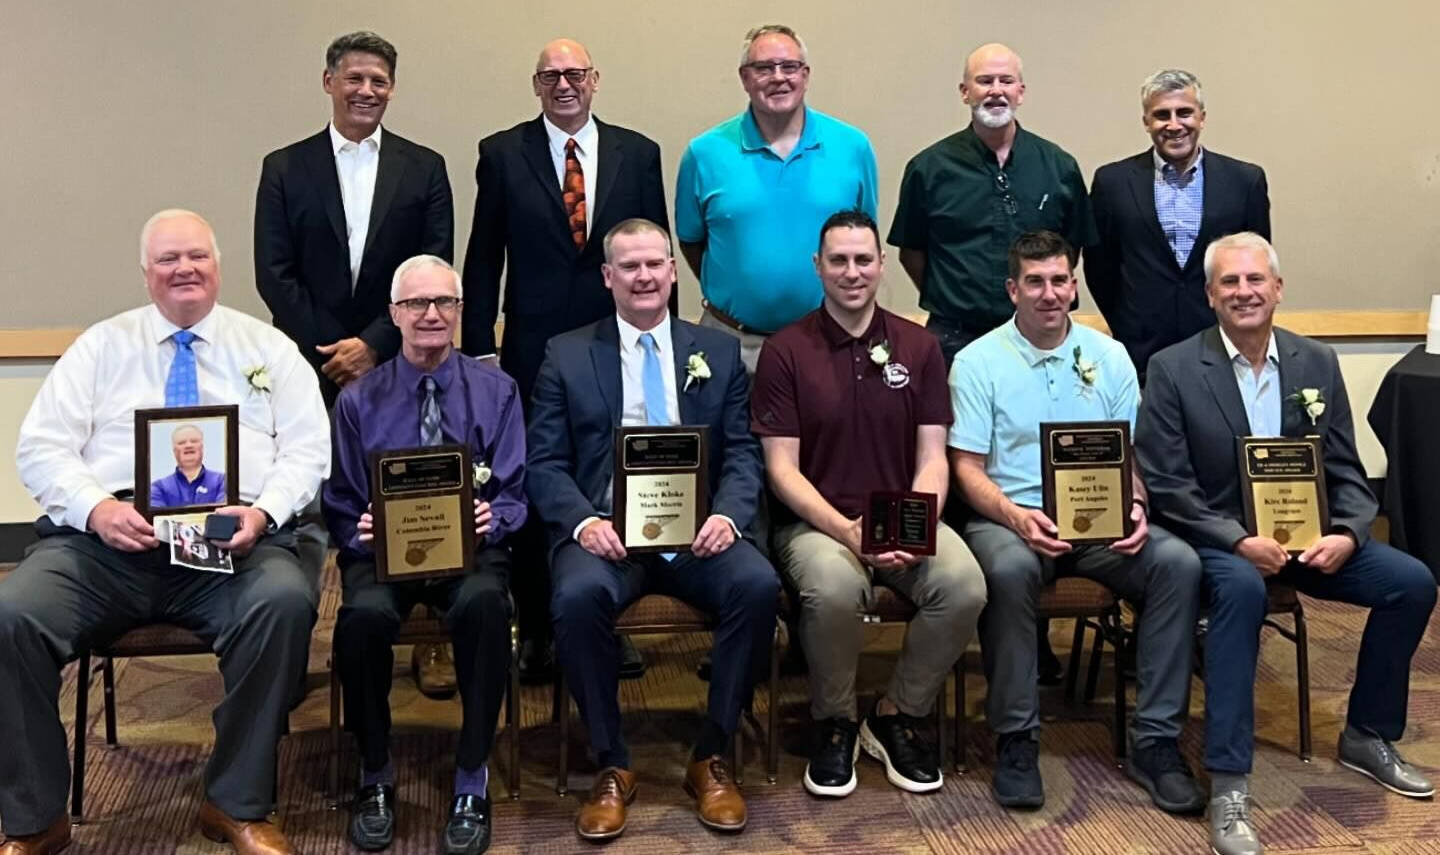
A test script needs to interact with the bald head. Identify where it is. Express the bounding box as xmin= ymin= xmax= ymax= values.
xmin=963 ymin=43 xmax=1023 ymax=83
xmin=533 ymin=37 xmax=598 ymax=133
xmin=960 ymin=42 xmax=1025 ymax=131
